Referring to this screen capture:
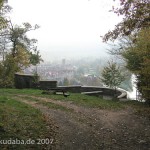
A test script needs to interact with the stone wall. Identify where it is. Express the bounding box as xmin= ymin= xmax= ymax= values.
xmin=14 ymin=73 xmax=39 ymax=89
xmin=81 ymin=86 xmax=120 ymax=97
xmin=58 ymin=85 xmax=81 ymax=93
xmin=39 ymin=81 xmax=57 ymax=90
xmin=57 ymin=85 xmax=124 ymax=98
xmin=14 ymin=75 xmax=126 ymax=99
